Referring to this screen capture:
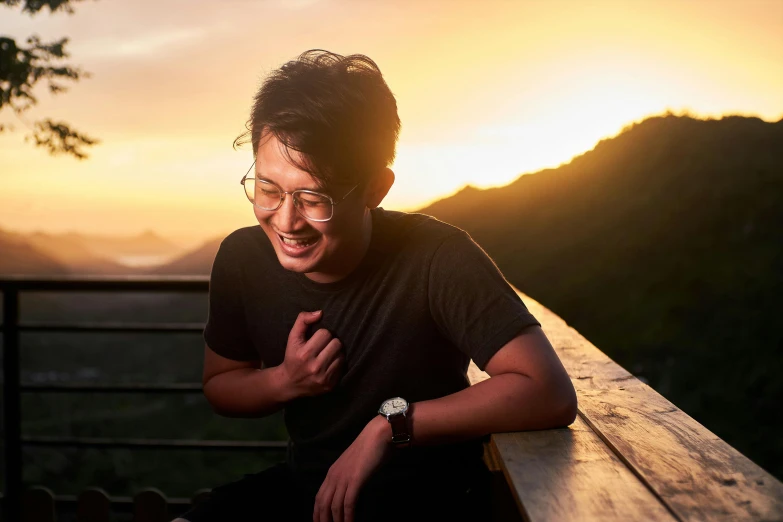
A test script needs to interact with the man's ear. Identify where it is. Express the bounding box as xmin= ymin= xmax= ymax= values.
xmin=365 ymin=167 xmax=395 ymax=209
